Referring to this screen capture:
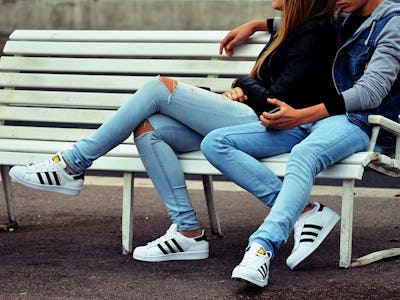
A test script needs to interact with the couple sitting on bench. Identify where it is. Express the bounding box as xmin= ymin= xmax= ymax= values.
xmin=9 ymin=0 xmax=400 ymax=288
